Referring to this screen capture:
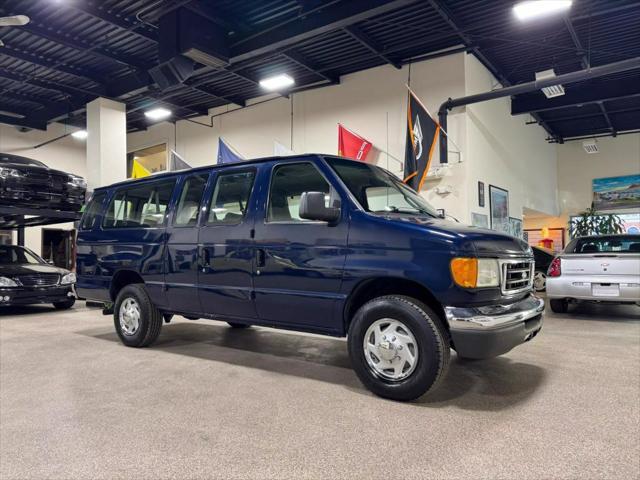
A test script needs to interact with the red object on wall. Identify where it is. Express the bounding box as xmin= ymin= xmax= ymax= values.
xmin=338 ymin=124 xmax=372 ymax=161
xmin=539 ymin=238 xmax=554 ymax=250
